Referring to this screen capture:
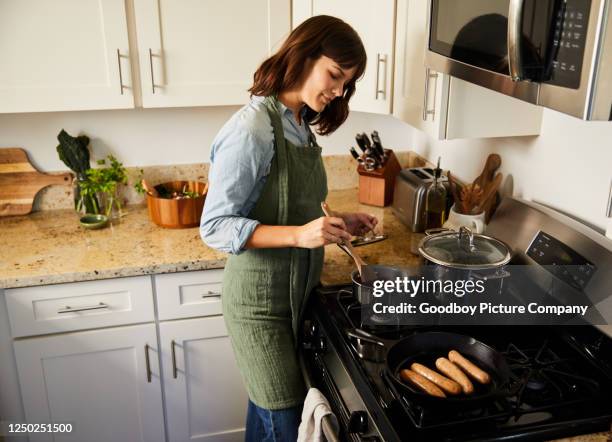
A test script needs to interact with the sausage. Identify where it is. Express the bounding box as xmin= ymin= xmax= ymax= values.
xmin=400 ymin=369 xmax=446 ymax=398
xmin=435 ymin=357 xmax=474 ymax=394
xmin=448 ymin=350 xmax=491 ymax=385
xmin=410 ymin=363 xmax=462 ymax=395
